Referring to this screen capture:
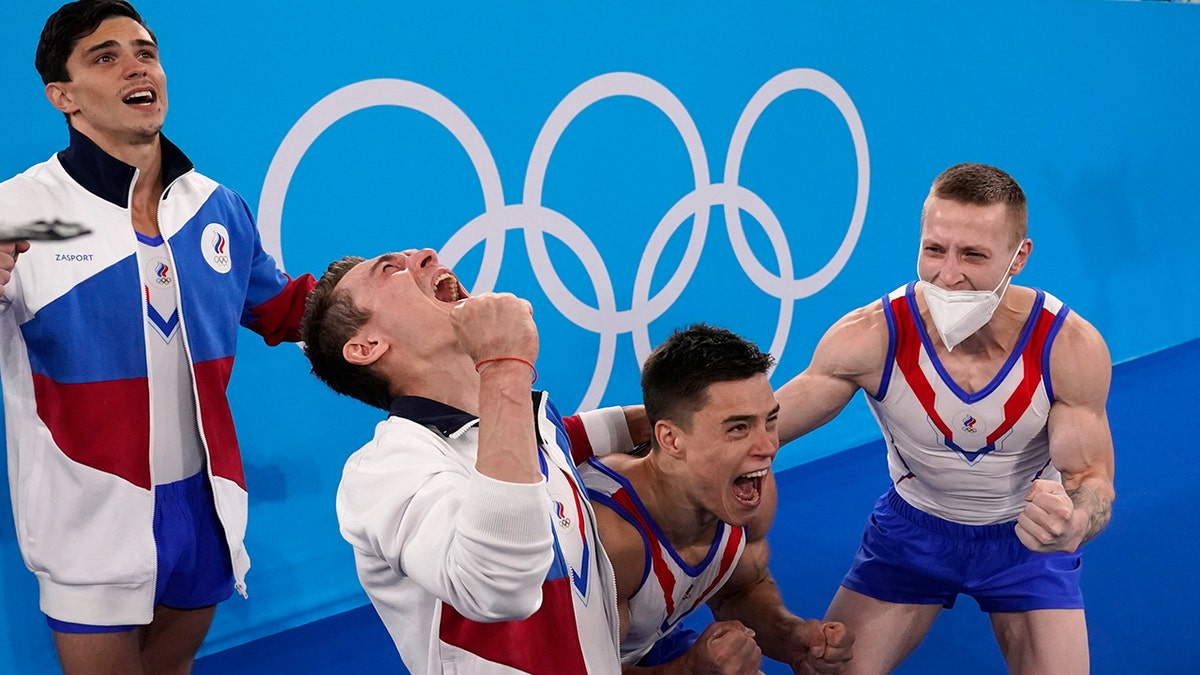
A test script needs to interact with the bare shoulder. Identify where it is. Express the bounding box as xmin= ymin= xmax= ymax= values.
xmin=595 ymin=452 xmax=638 ymax=474
xmin=591 ymin=498 xmax=648 ymax=601
xmin=813 ymin=299 xmax=890 ymax=380
xmin=1049 ymin=309 xmax=1112 ymax=403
